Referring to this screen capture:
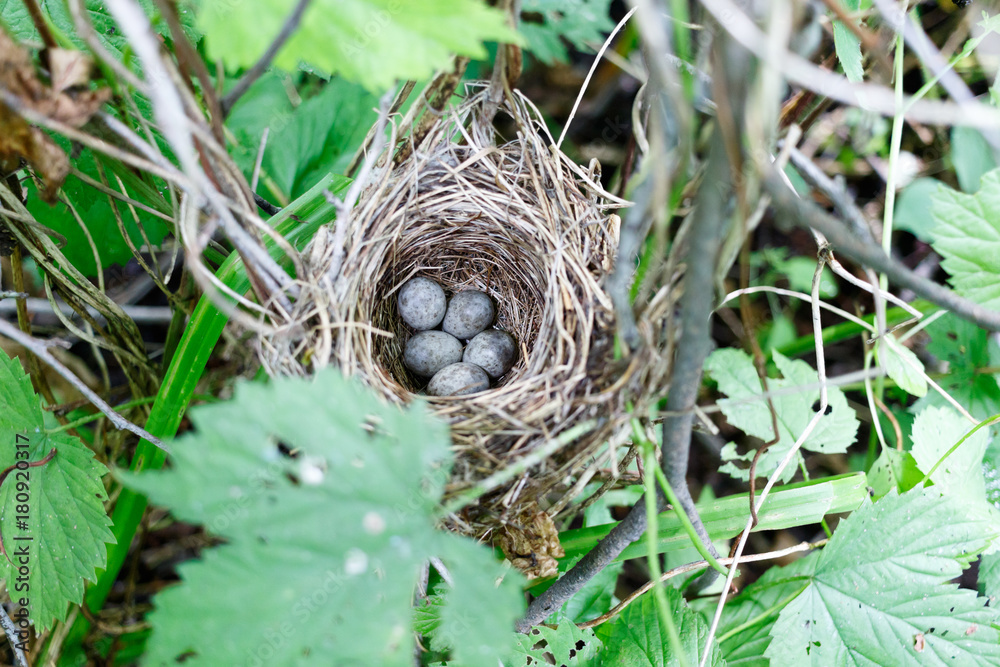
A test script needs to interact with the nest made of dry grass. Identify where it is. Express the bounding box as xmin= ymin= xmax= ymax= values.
xmin=260 ymin=82 xmax=675 ymax=576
